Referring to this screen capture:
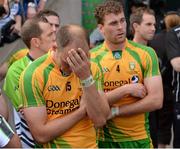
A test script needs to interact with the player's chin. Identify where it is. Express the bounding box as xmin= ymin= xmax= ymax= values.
xmin=115 ymin=37 xmax=126 ymax=44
